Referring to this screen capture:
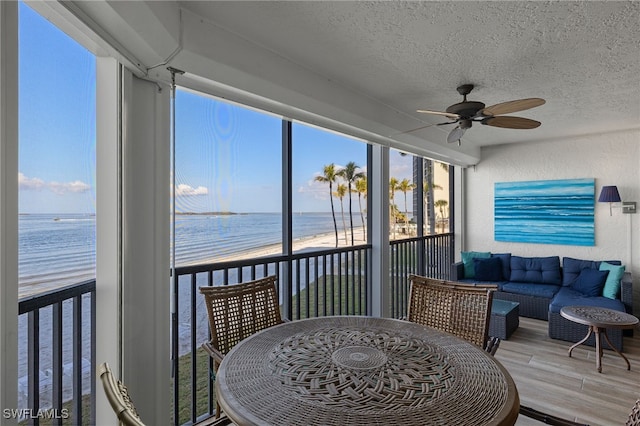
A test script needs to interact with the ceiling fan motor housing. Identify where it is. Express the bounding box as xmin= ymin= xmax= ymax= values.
xmin=445 ymin=101 xmax=486 ymax=118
